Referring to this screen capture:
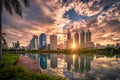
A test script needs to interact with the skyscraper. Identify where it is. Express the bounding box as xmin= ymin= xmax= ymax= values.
xmin=74 ymin=31 xmax=79 ymax=48
xmin=33 ymin=35 xmax=38 ymax=50
xmin=86 ymin=29 xmax=91 ymax=43
xmin=39 ymin=33 xmax=47 ymax=49
xmin=85 ymin=30 xmax=95 ymax=48
xmin=30 ymin=35 xmax=38 ymax=50
xmin=50 ymin=35 xmax=57 ymax=50
xmin=80 ymin=30 xmax=85 ymax=48
xmin=67 ymin=30 xmax=73 ymax=49
xmin=67 ymin=30 xmax=71 ymax=39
